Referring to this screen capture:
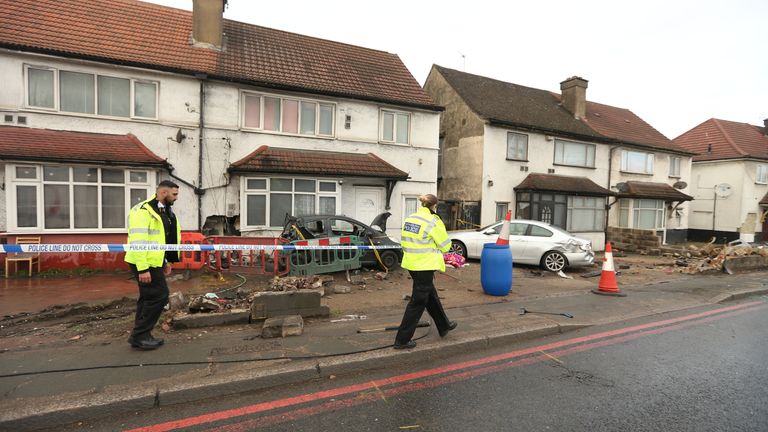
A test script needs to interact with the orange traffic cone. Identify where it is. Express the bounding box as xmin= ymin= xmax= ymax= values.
xmin=592 ymin=242 xmax=626 ymax=297
xmin=496 ymin=210 xmax=512 ymax=245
